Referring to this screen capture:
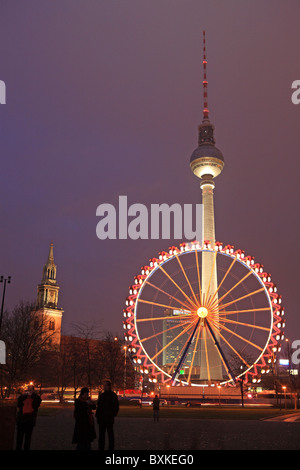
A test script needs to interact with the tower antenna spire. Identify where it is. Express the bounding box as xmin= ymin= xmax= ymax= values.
xmin=202 ymin=30 xmax=209 ymax=122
